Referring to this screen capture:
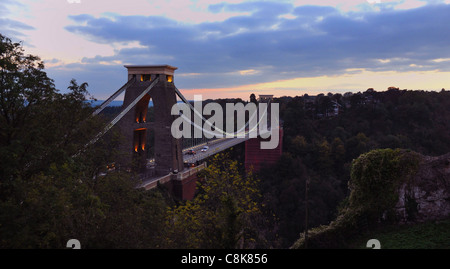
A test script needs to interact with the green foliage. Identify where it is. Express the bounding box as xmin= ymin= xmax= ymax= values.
xmin=348 ymin=148 xmax=421 ymax=223
xmin=88 ymin=173 xmax=170 ymax=248
xmin=0 ymin=33 xmax=57 ymax=182
xmin=0 ymin=34 xmax=111 ymax=184
xmin=350 ymin=219 xmax=450 ymax=249
xmin=0 ymin=162 xmax=105 ymax=248
xmin=0 ymin=34 xmax=170 ymax=248
xmin=163 ymin=153 xmax=269 ymax=249
xmin=258 ymin=152 xmax=346 ymax=248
